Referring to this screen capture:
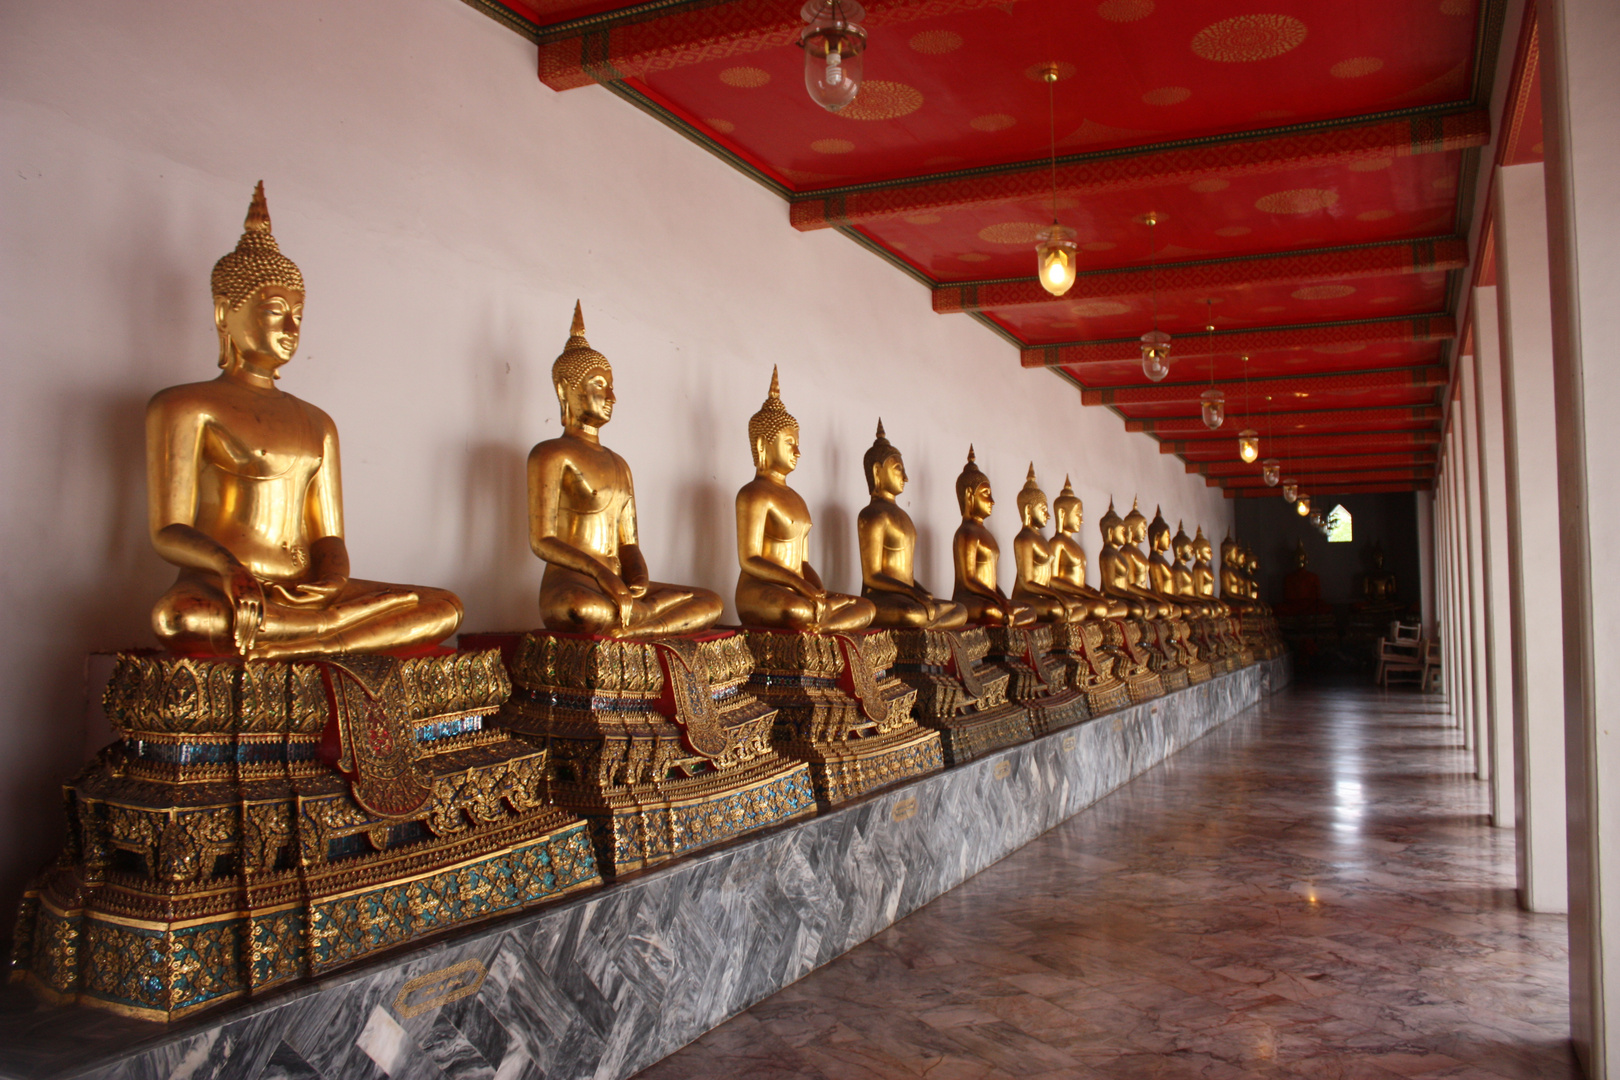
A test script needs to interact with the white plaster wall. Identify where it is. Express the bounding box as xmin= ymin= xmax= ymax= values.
xmin=0 ymin=0 xmax=1233 ymax=927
